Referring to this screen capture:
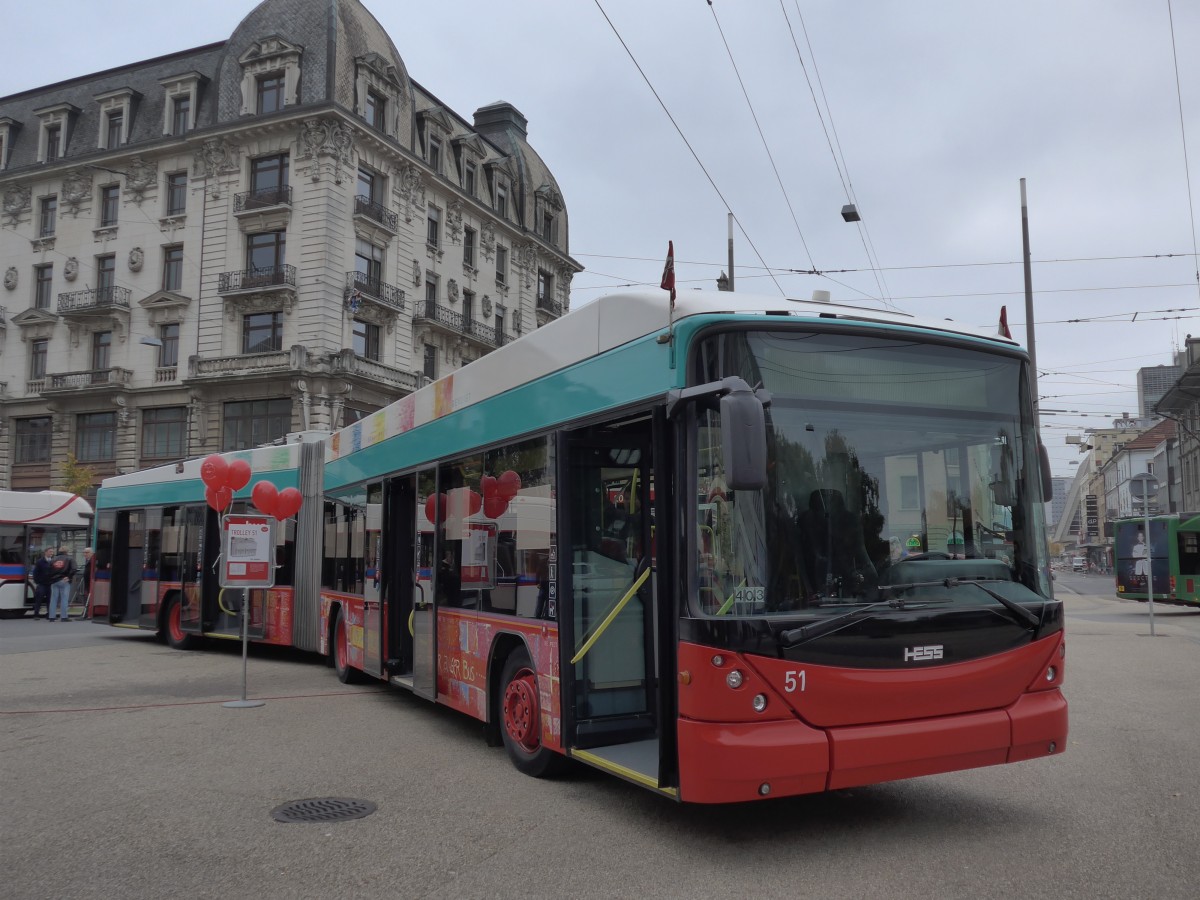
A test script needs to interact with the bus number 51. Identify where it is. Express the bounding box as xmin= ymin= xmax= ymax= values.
xmin=784 ymin=670 xmax=806 ymax=693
